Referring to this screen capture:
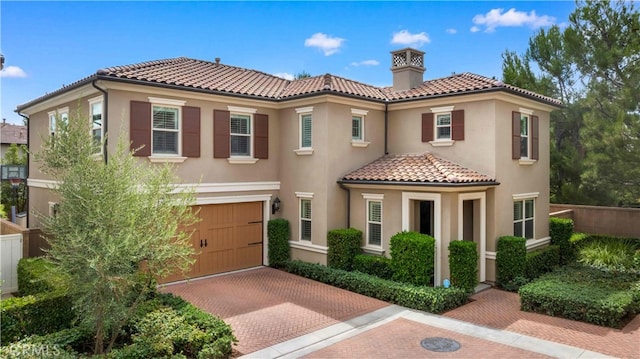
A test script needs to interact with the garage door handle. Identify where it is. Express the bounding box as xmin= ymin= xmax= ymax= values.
xmin=248 ymin=220 xmax=262 ymax=224
xmin=200 ymin=239 xmax=203 ymax=248
xmin=204 ymin=239 xmax=208 ymax=247
xmin=248 ymin=241 xmax=262 ymax=246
